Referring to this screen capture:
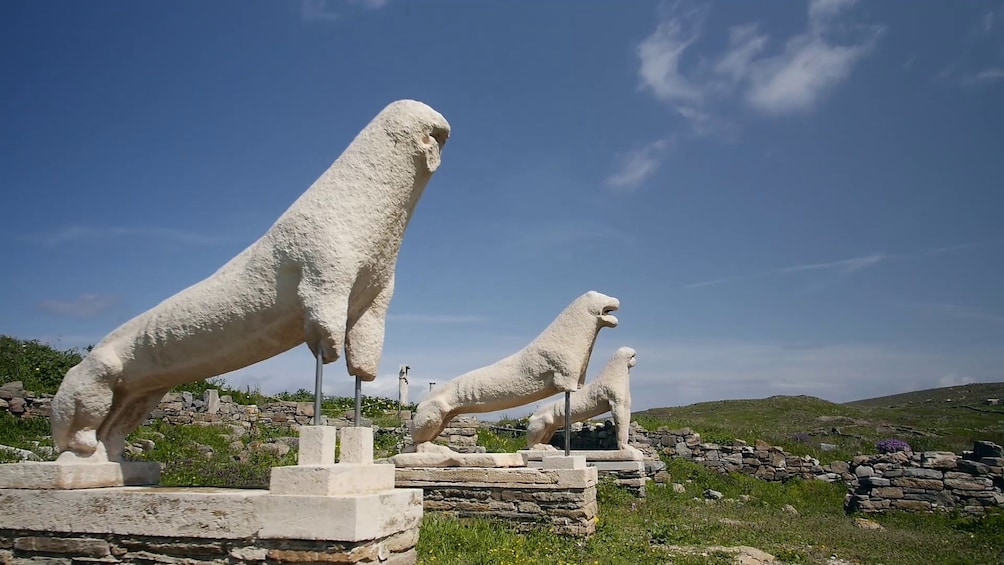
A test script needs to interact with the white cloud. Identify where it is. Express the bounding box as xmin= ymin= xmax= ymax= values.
xmin=713 ymin=24 xmax=769 ymax=85
xmin=604 ymin=139 xmax=671 ymax=191
xmin=637 ymin=4 xmax=706 ymax=111
xmin=634 ymin=0 xmax=881 ymax=126
xmin=745 ymin=0 xmax=881 ymax=115
xmin=37 ymin=294 xmax=118 ymax=319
